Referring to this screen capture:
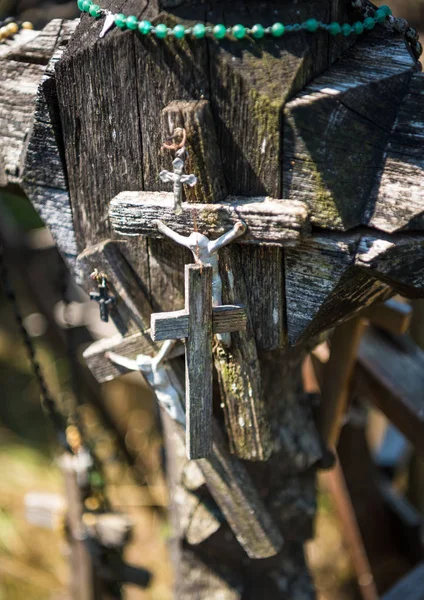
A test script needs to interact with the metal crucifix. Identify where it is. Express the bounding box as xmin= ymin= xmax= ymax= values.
xmin=160 ymin=128 xmax=197 ymax=213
